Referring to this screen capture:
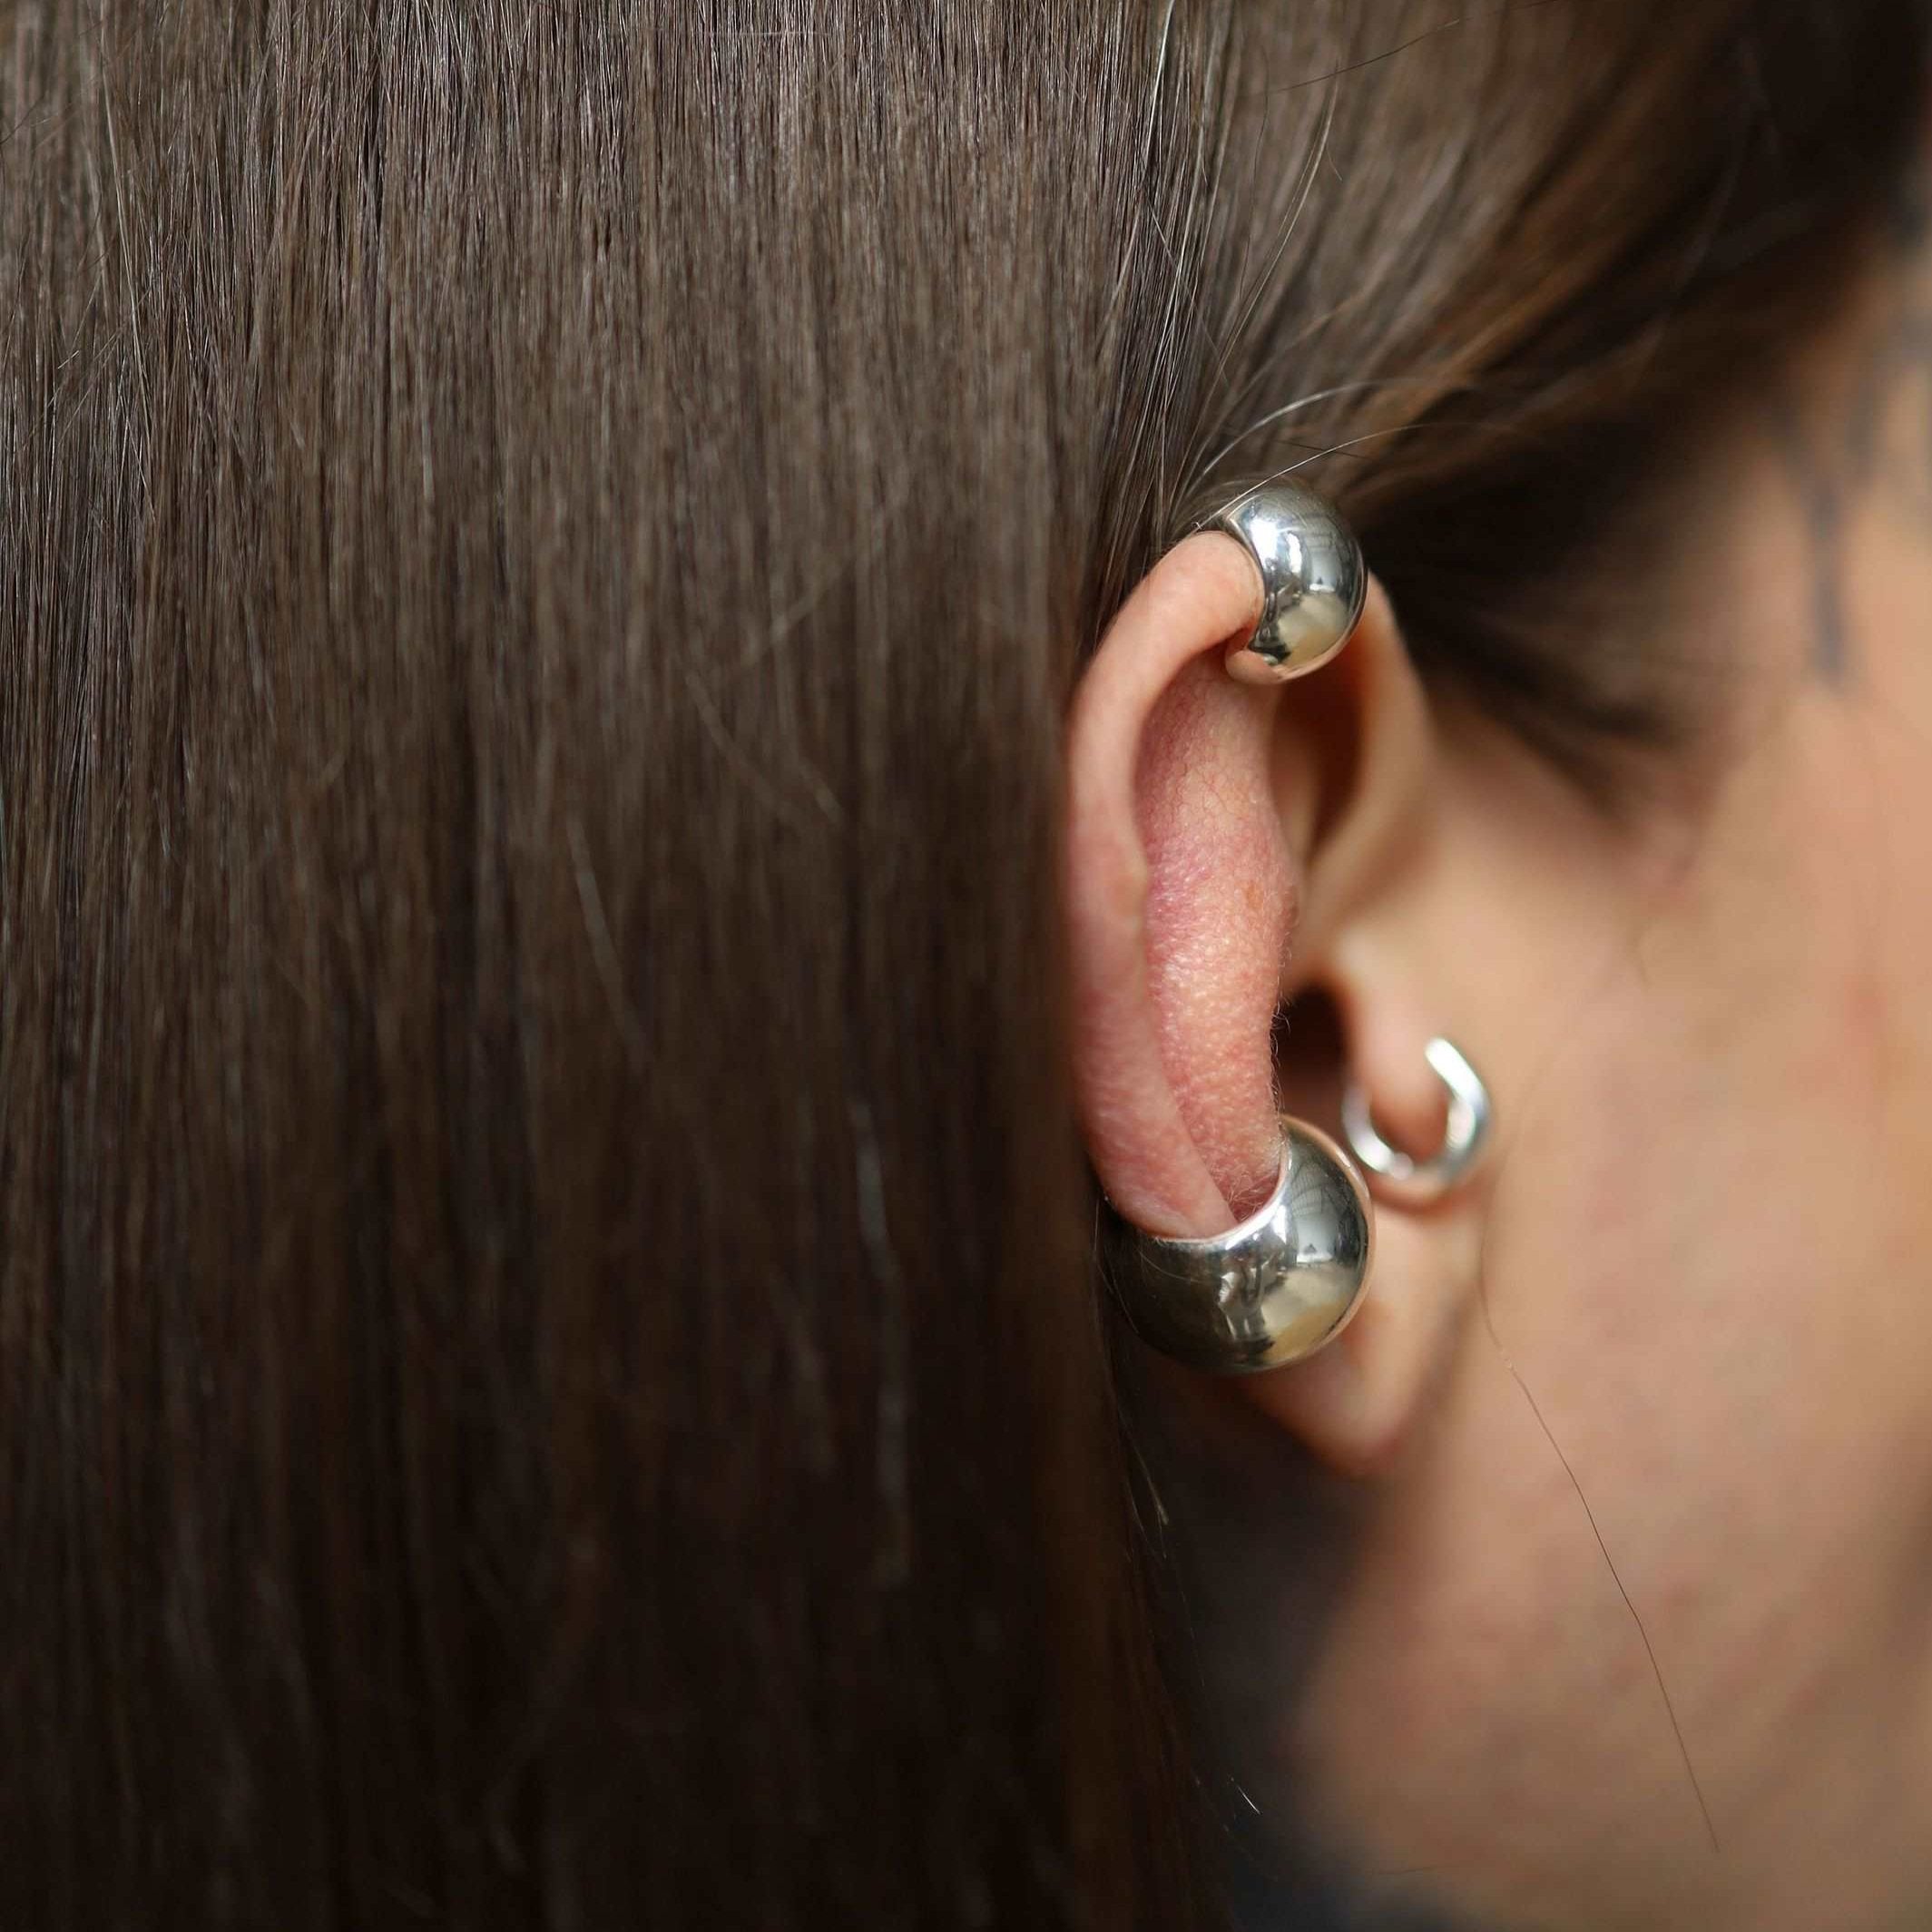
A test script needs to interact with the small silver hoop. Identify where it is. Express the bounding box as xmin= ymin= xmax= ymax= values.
xmin=1103 ymin=1120 xmax=1374 ymax=1376
xmin=1198 ymin=481 xmax=1368 ymax=685
xmin=1341 ymin=1037 xmax=1493 ymax=1211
